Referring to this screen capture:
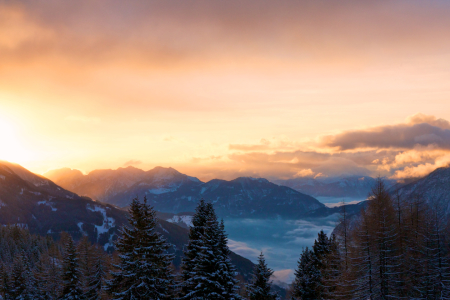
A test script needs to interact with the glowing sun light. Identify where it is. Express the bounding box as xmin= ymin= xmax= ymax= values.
xmin=0 ymin=117 xmax=32 ymax=164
